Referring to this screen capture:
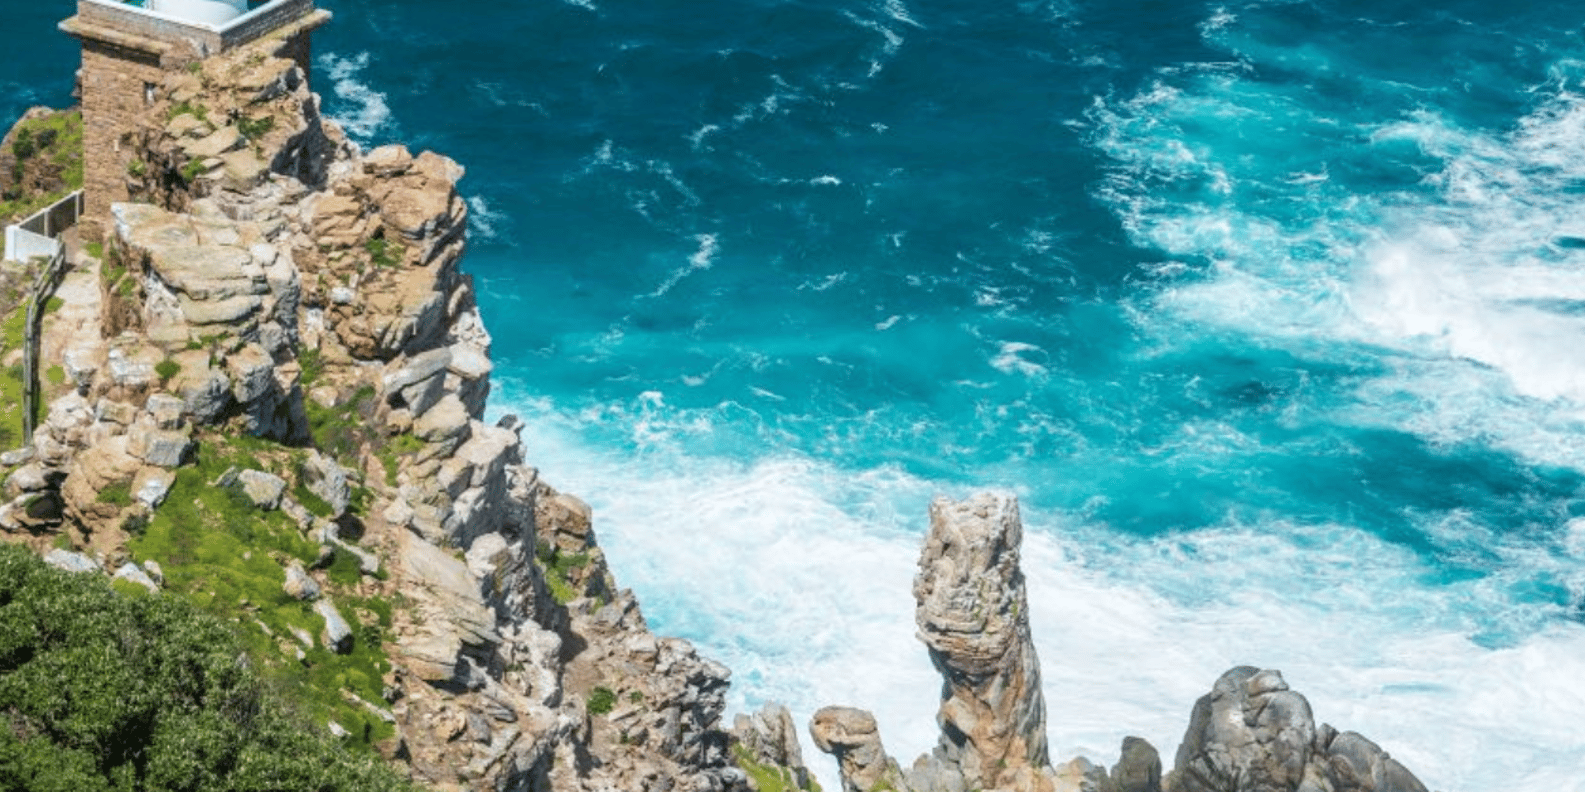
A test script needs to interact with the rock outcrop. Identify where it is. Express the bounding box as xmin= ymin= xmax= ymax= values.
xmin=0 ymin=34 xmax=767 ymax=792
xmin=1168 ymin=667 xmax=1428 ymax=792
xmin=913 ymin=492 xmax=1050 ymax=790
xmin=810 ymin=493 xmax=1432 ymax=792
